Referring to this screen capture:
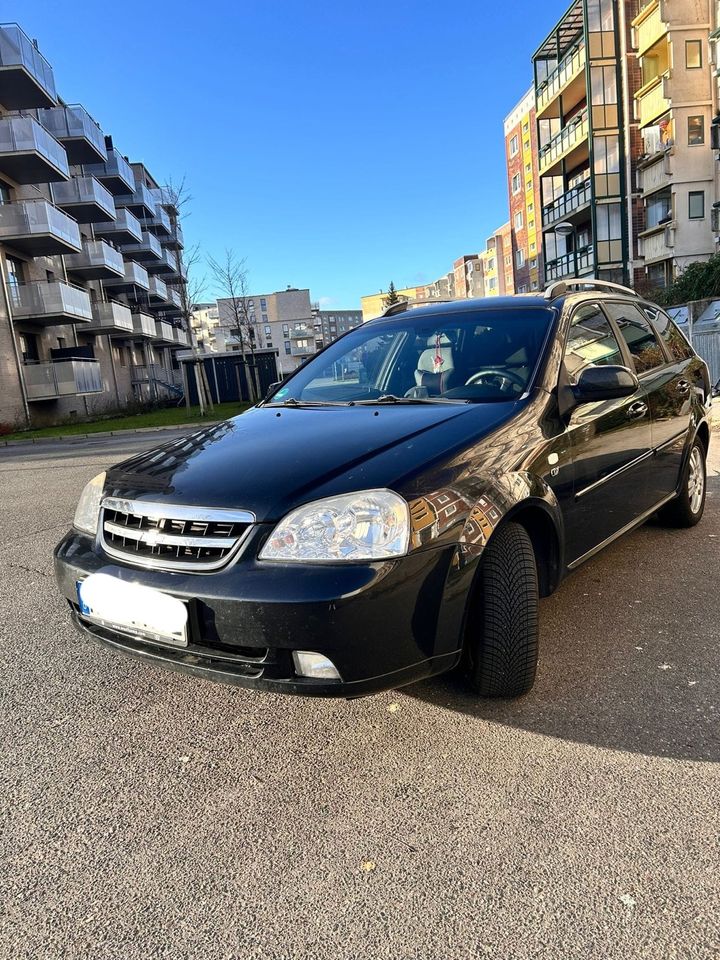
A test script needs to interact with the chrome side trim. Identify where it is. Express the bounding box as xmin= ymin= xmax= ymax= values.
xmin=574 ymin=449 xmax=654 ymax=501
xmin=567 ymin=493 xmax=675 ymax=570
xmin=655 ymin=429 xmax=689 ymax=453
xmin=102 ymin=497 xmax=256 ymax=525
xmin=104 ymin=521 xmax=236 ymax=550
